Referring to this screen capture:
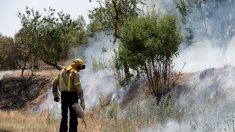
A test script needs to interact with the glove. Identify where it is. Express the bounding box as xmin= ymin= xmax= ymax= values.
xmin=80 ymin=101 xmax=85 ymax=110
xmin=54 ymin=97 xmax=59 ymax=102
